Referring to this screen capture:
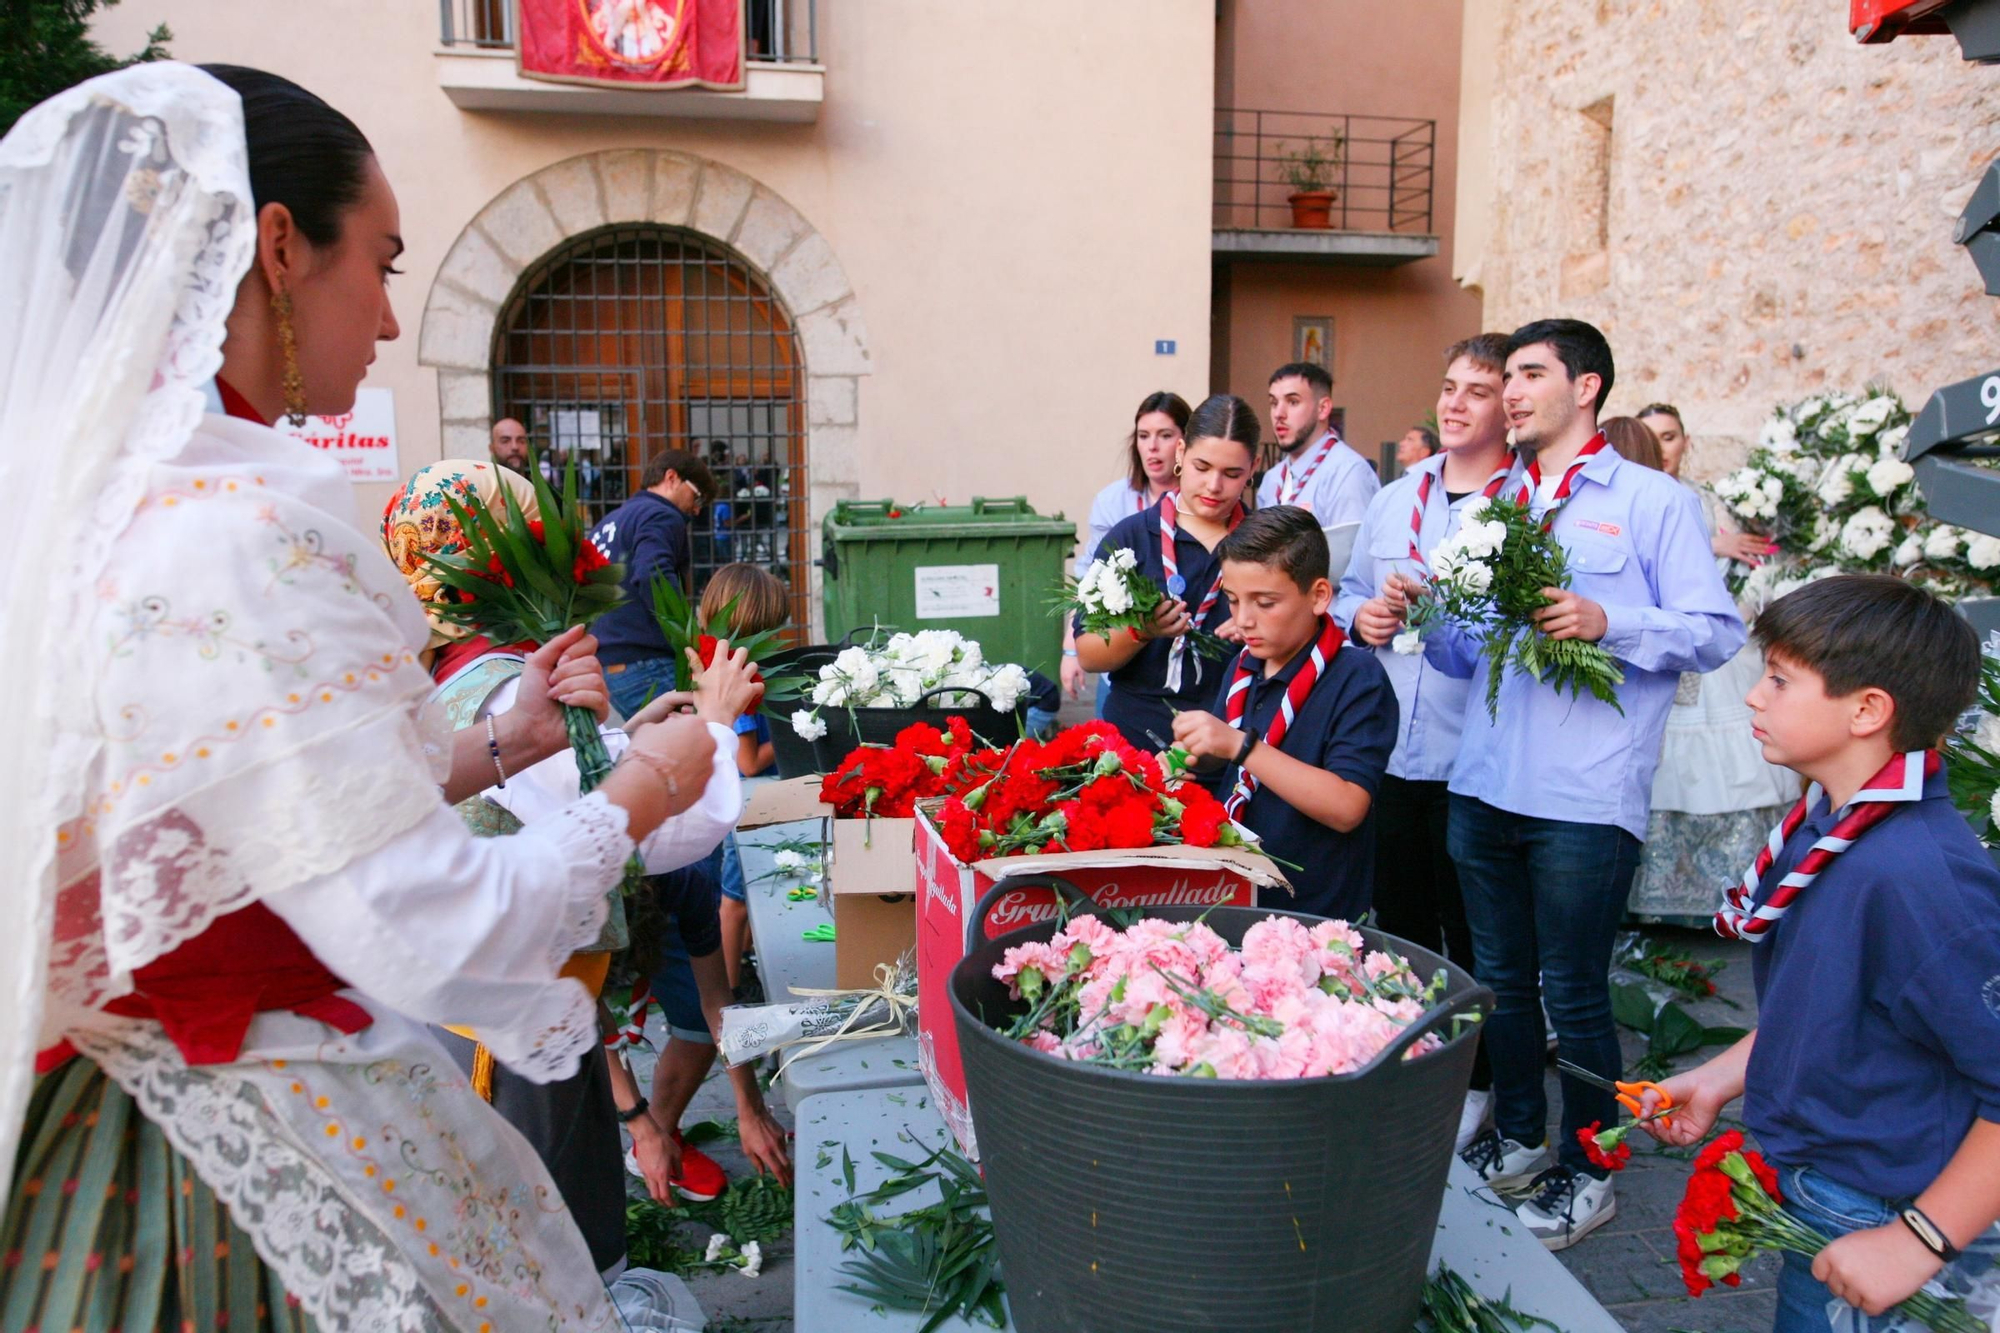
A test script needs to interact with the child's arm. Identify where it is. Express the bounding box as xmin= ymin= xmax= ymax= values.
xmin=690 ymin=948 xmax=792 ymax=1186
xmin=1171 ymin=710 xmax=1372 ymax=832
xmin=734 ymin=730 xmax=773 ymax=776
xmin=1639 ymin=1029 xmax=1754 ymax=1146
xmin=1814 ymin=1119 xmax=2000 ymax=1316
